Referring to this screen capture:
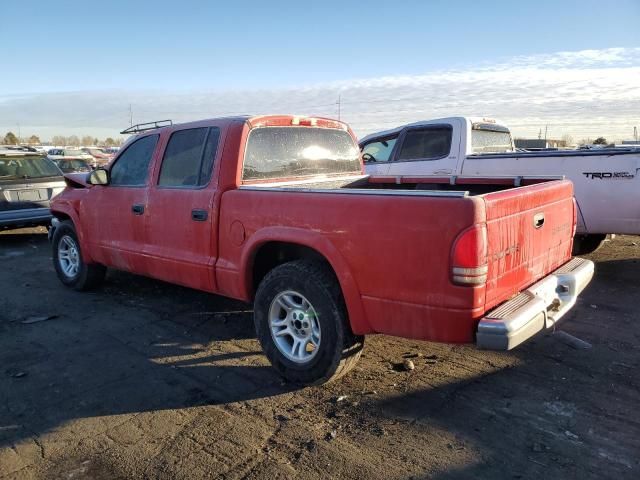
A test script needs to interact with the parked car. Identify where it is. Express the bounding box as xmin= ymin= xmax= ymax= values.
xmin=81 ymin=147 xmax=113 ymax=167
xmin=55 ymin=158 xmax=93 ymax=173
xmin=47 ymin=148 xmax=94 ymax=165
xmin=0 ymin=149 xmax=66 ymax=230
xmin=103 ymin=147 xmax=120 ymax=155
xmin=49 ymin=115 xmax=593 ymax=385
xmin=360 ymin=117 xmax=640 ymax=255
